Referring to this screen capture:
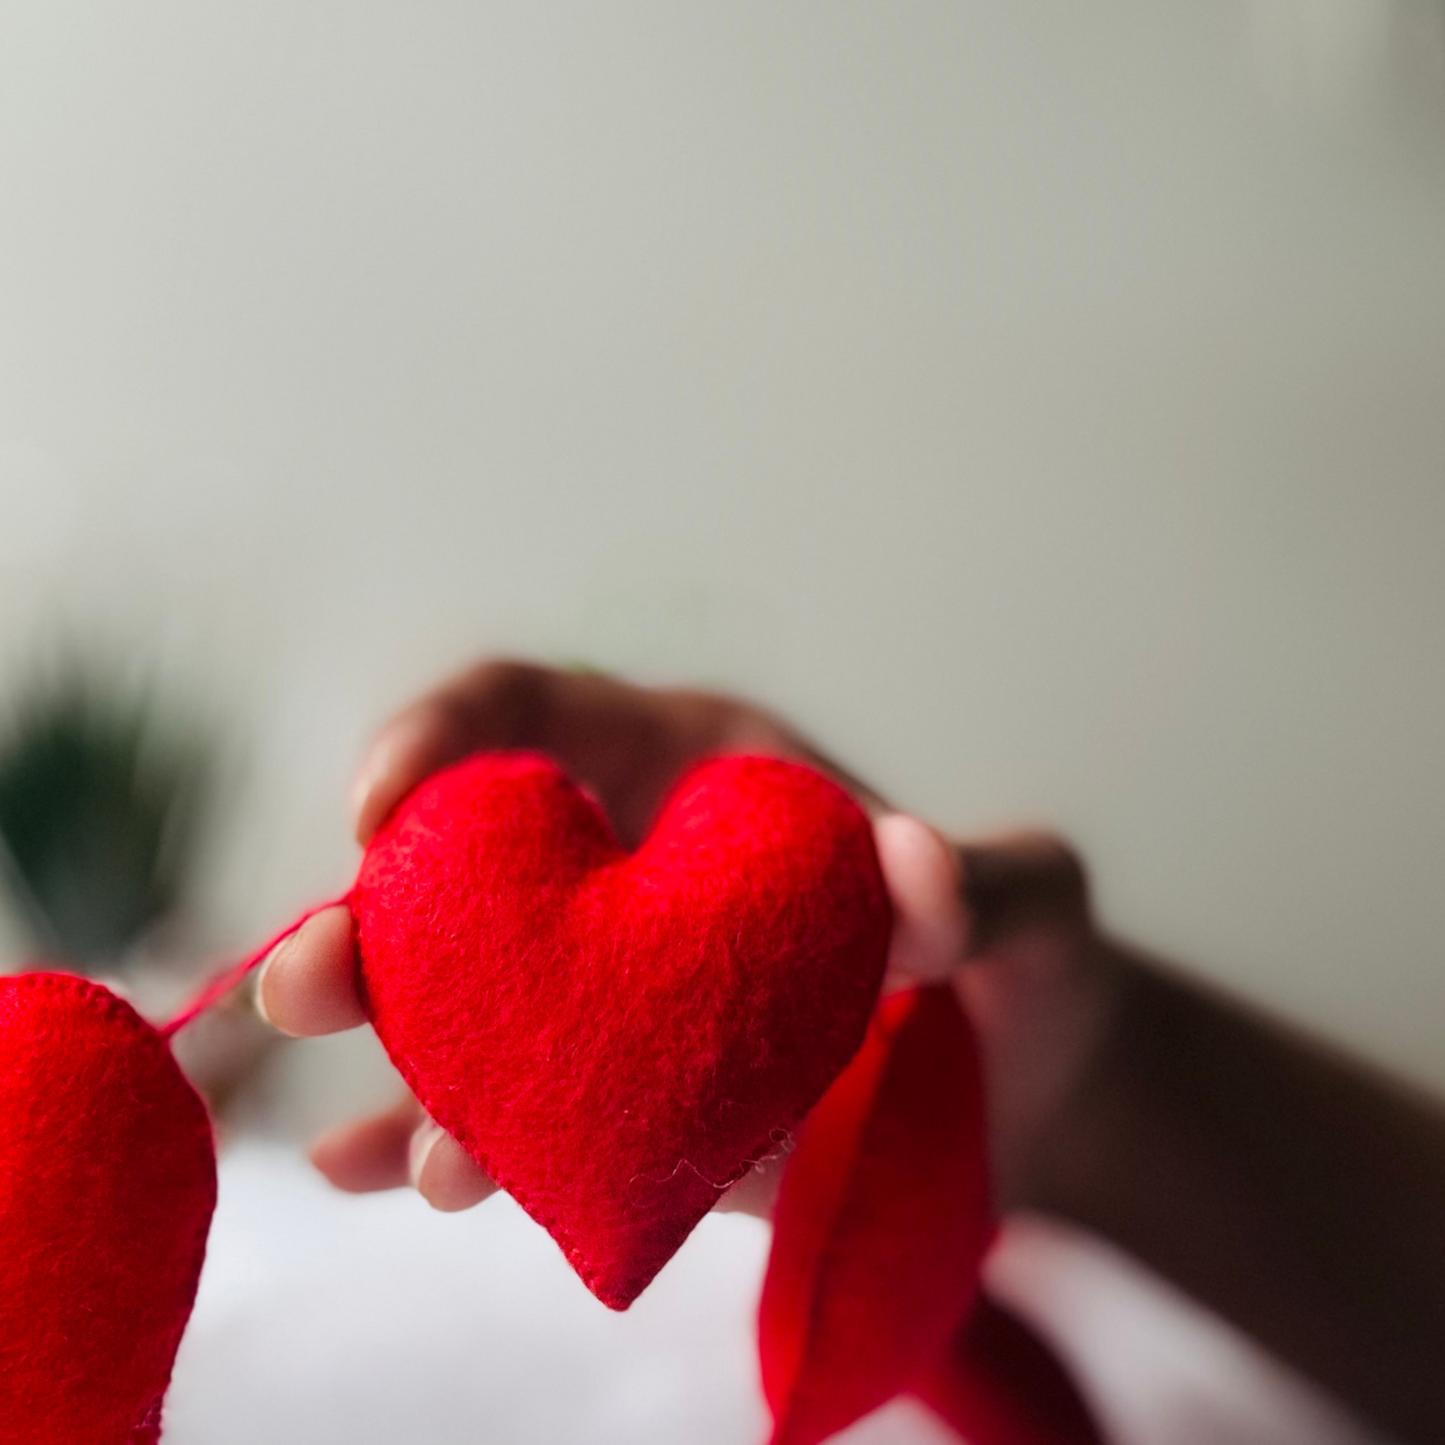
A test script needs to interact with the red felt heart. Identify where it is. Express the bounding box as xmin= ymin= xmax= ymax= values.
xmin=0 ymin=973 xmax=216 ymax=1444
xmin=353 ymin=751 xmax=891 ymax=1309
